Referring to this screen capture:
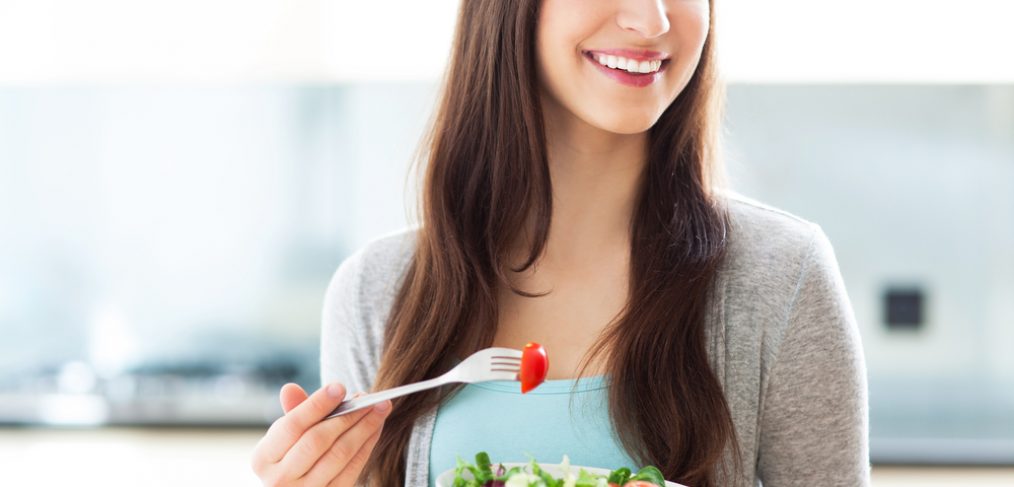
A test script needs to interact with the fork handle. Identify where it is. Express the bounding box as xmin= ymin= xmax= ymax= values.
xmin=322 ymin=375 xmax=449 ymax=420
